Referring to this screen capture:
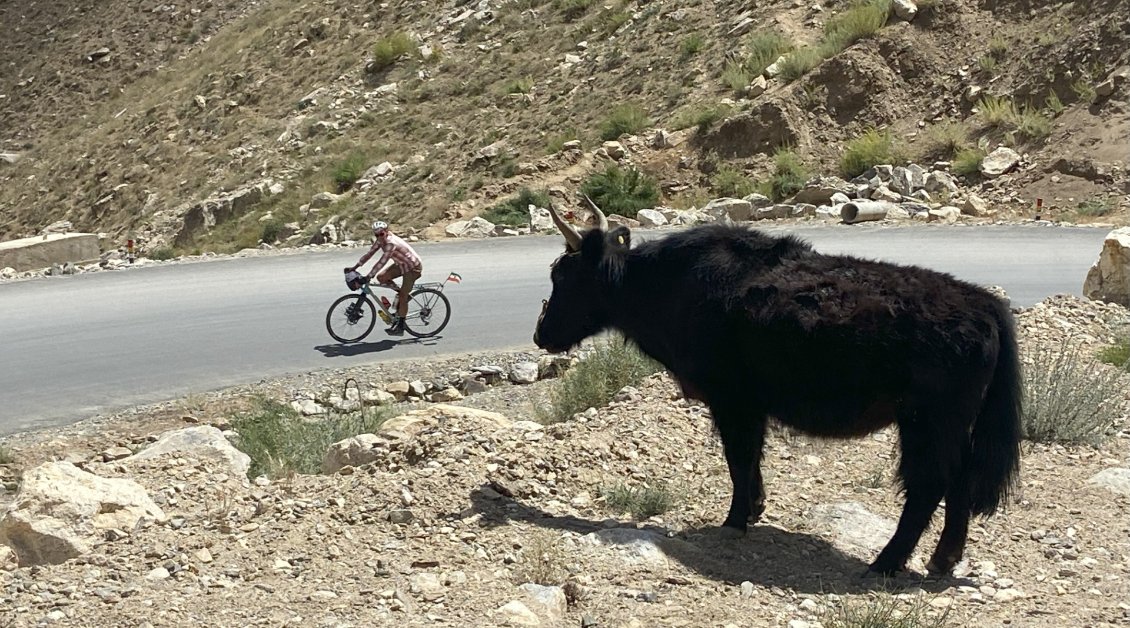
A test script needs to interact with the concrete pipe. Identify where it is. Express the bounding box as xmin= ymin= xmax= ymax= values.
xmin=841 ymin=201 xmax=892 ymax=224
